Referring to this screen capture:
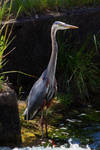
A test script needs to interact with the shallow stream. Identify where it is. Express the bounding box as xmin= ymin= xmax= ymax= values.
xmin=0 ymin=105 xmax=100 ymax=150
